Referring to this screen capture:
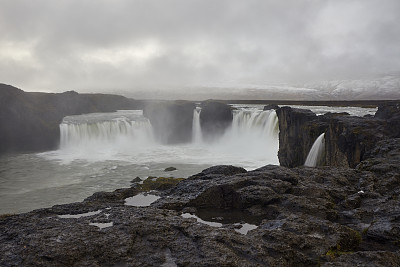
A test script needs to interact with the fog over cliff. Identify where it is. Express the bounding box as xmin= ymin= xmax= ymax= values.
xmin=1 ymin=0 xmax=399 ymax=99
